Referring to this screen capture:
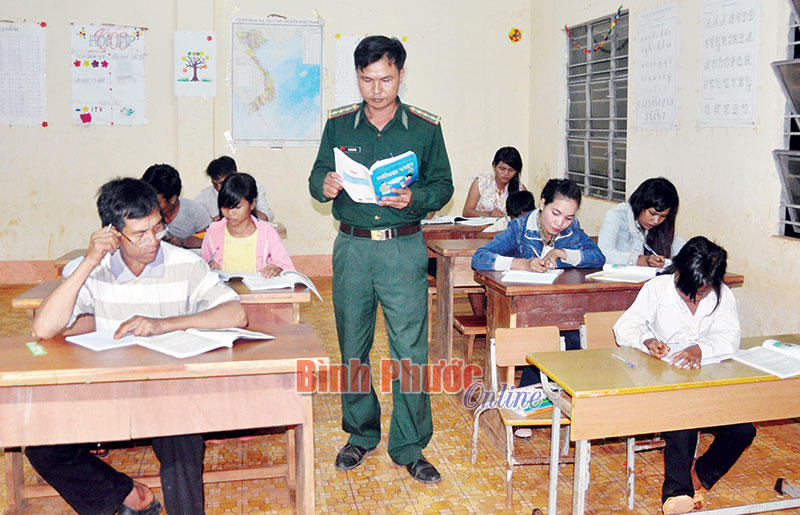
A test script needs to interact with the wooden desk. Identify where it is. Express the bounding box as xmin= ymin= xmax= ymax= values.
xmin=529 ymin=334 xmax=800 ymax=514
xmin=53 ymin=223 xmax=288 ymax=275
xmin=427 ymin=239 xmax=486 ymax=363
xmin=0 ymin=323 xmax=328 ymax=514
xmin=475 ymin=268 xmax=744 ymax=337
xmin=421 ymin=223 xmax=495 ymax=257
xmin=12 ymin=279 xmax=311 ymax=333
